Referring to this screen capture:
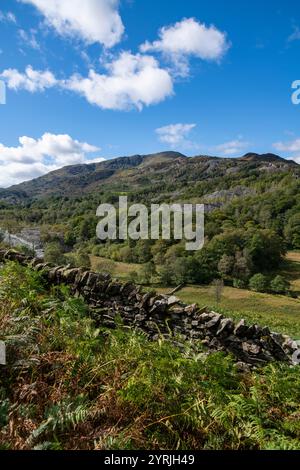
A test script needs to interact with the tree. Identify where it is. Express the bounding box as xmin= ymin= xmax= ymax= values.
xmin=208 ymin=229 xmax=245 ymax=259
xmin=233 ymin=250 xmax=252 ymax=281
xmin=151 ymin=239 xmax=170 ymax=265
xmin=218 ymin=254 xmax=234 ymax=278
xmin=172 ymin=258 xmax=190 ymax=285
xmin=270 ymin=275 xmax=290 ymax=295
xmin=212 ymin=279 xmax=224 ymax=304
xmin=64 ymin=230 xmax=77 ymax=248
xmin=139 ymin=261 xmax=157 ymax=285
xmin=284 ymin=213 xmax=300 ymax=249
xmin=135 ymin=240 xmax=153 ymax=263
xmin=171 ymin=256 xmax=200 ymax=285
xmin=247 ymin=230 xmax=284 ymax=270
xmin=194 ymin=248 xmax=219 ymax=284
xmin=79 ymin=218 xmax=92 ymax=241
xmin=159 ymin=264 xmax=175 ymax=286
xmin=164 ymin=244 xmax=186 ymax=263
xmin=119 ymin=246 xmax=135 ymax=263
xmin=249 ymin=273 xmax=268 ymax=293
